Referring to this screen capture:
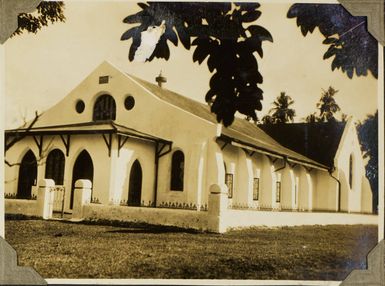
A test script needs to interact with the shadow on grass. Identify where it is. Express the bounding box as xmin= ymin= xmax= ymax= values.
xmin=79 ymin=218 xmax=202 ymax=234
xmin=104 ymin=228 xmax=193 ymax=234
xmin=5 ymin=214 xmax=201 ymax=234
